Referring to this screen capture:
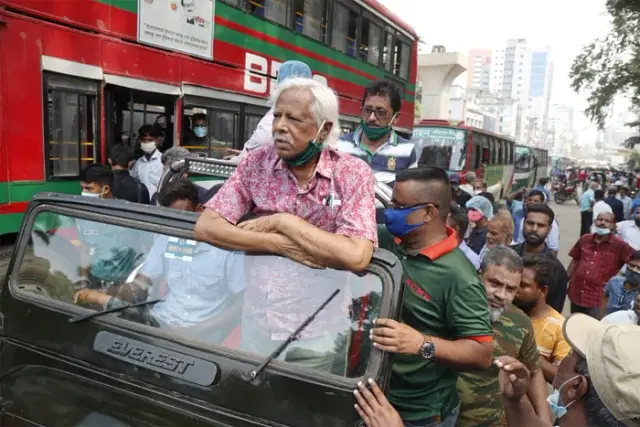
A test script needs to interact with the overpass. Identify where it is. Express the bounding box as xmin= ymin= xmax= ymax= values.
xmin=417 ymin=50 xmax=467 ymax=120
